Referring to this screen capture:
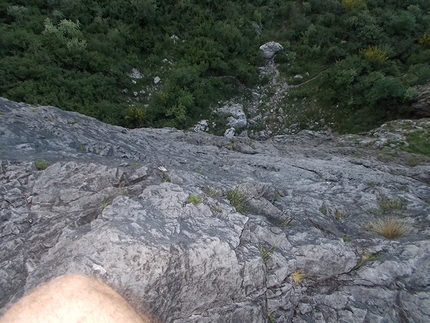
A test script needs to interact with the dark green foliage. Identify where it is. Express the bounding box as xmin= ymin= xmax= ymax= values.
xmin=276 ymin=0 xmax=430 ymax=133
xmin=0 ymin=0 xmax=268 ymax=128
xmin=0 ymin=0 xmax=429 ymax=132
